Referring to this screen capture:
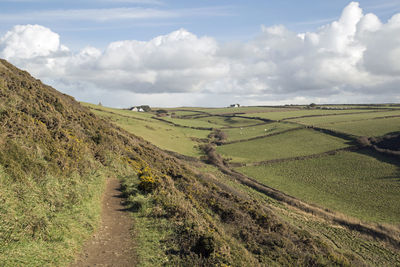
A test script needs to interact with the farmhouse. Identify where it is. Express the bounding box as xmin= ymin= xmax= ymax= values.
xmin=129 ymin=107 xmax=145 ymax=112
xmin=229 ymin=103 xmax=240 ymax=108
